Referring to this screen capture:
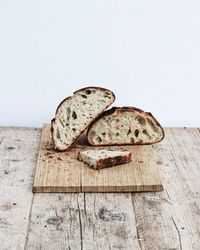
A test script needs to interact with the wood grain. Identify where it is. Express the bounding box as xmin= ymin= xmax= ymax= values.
xmin=0 ymin=127 xmax=41 ymax=250
xmin=26 ymin=193 xmax=140 ymax=250
xmin=131 ymin=128 xmax=200 ymax=250
xmin=33 ymin=124 xmax=163 ymax=193
xmin=1 ymin=126 xmax=200 ymax=249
